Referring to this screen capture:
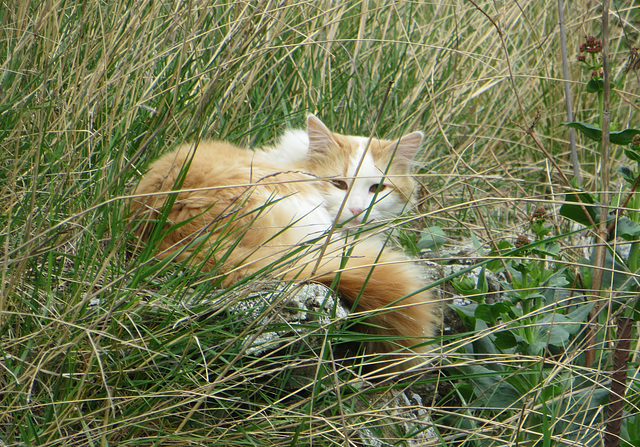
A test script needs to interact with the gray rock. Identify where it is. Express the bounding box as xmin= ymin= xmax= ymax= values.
xmin=231 ymin=282 xmax=349 ymax=356
xmin=355 ymin=385 xmax=439 ymax=446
